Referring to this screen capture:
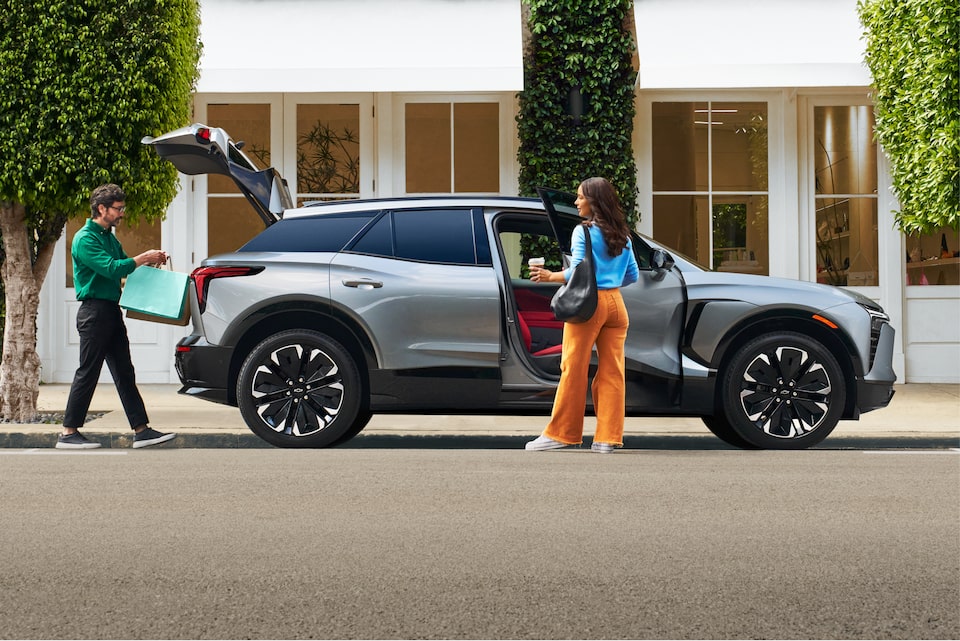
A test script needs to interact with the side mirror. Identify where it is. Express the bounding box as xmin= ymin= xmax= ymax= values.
xmin=651 ymin=249 xmax=675 ymax=271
